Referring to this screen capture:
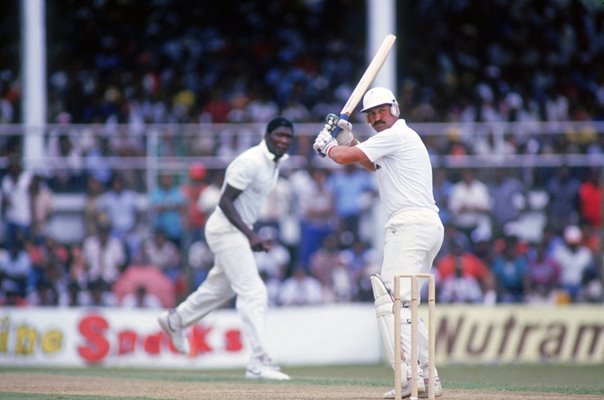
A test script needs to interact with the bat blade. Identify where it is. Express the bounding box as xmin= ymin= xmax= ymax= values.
xmin=332 ymin=34 xmax=396 ymax=135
